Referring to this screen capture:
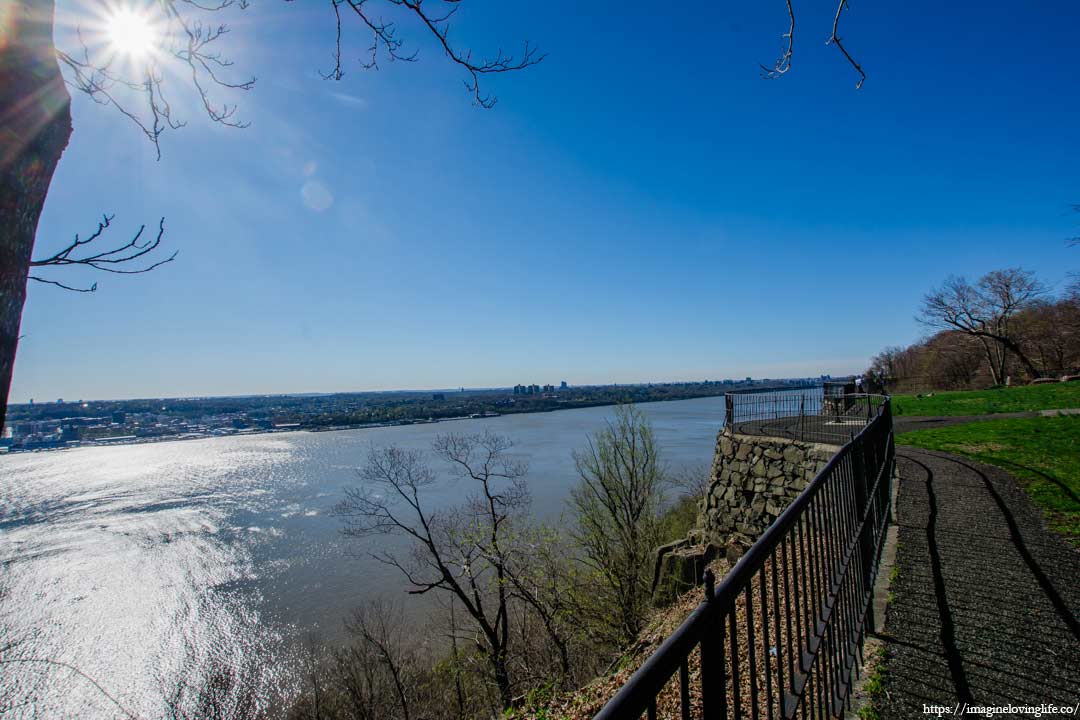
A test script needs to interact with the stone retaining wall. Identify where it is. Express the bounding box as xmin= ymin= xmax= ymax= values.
xmin=693 ymin=428 xmax=840 ymax=550
xmin=652 ymin=427 xmax=842 ymax=605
